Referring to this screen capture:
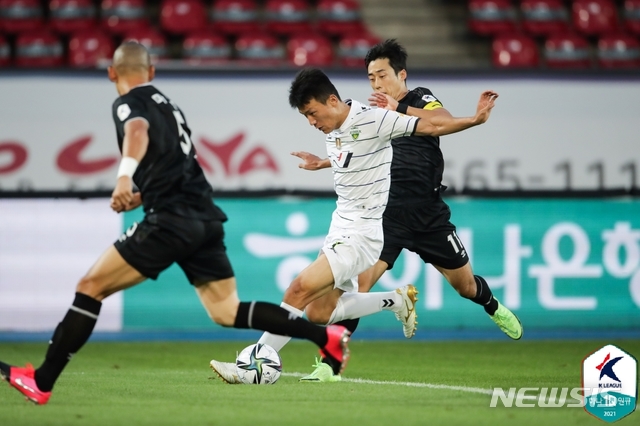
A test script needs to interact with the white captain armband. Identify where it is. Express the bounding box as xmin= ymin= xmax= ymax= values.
xmin=116 ymin=156 xmax=139 ymax=178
